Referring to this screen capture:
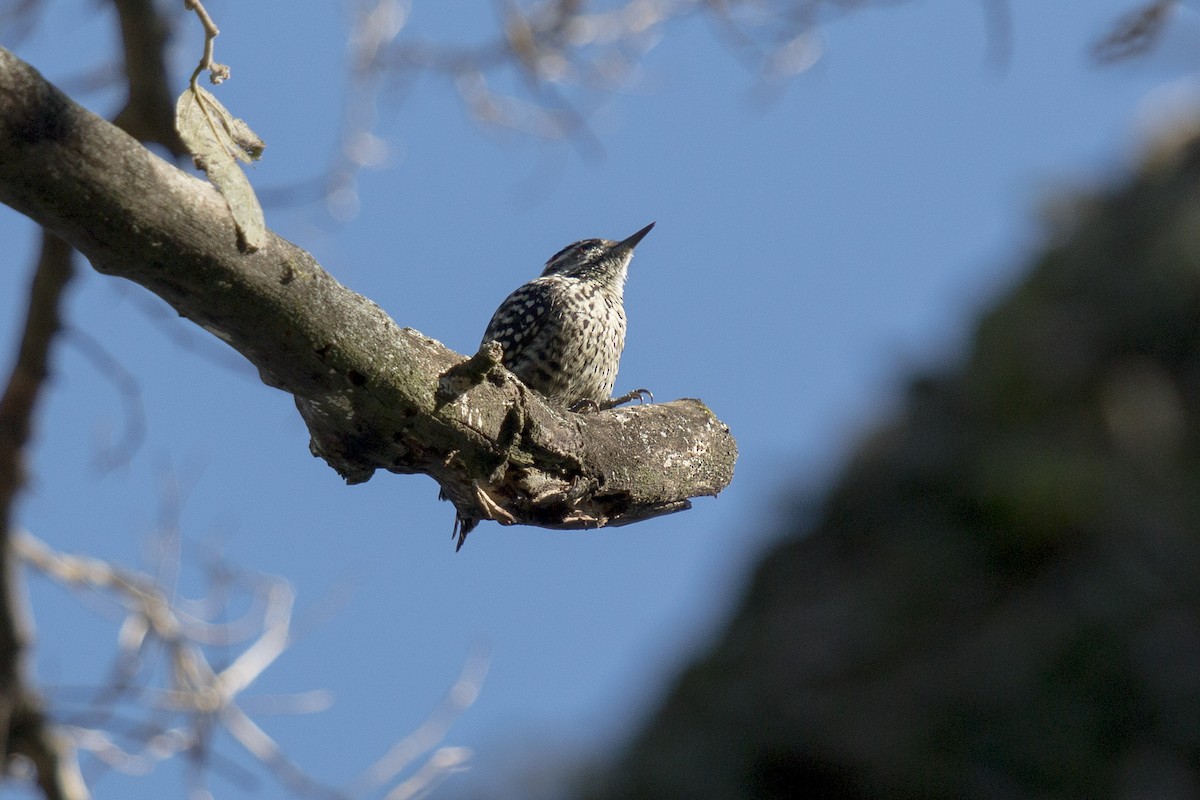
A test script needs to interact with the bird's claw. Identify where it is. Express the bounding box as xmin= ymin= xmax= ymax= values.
xmin=602 ymin=388 xmax=654 ymax=410
xmin=569 ymin=389 xmax=652 ymax=413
